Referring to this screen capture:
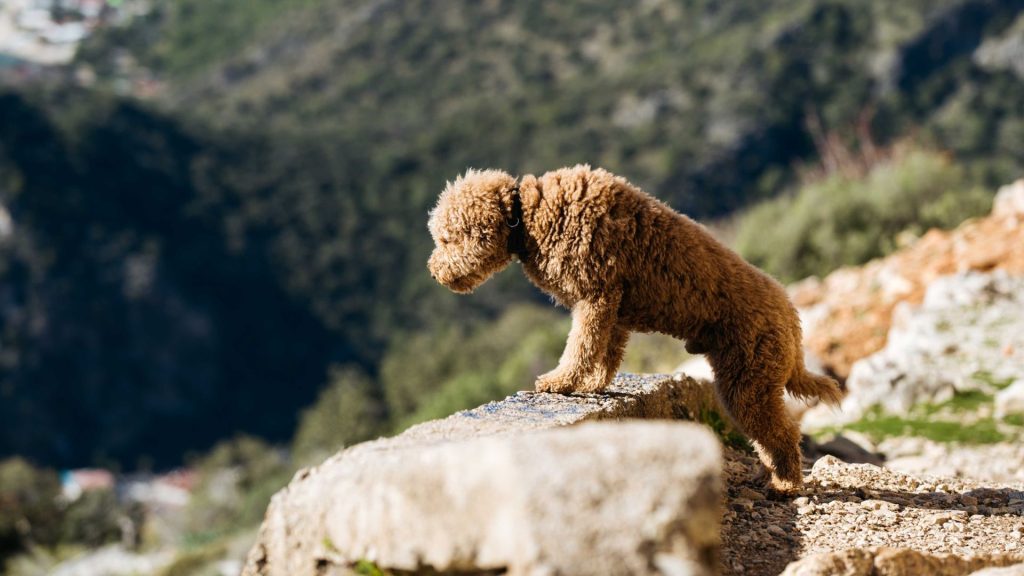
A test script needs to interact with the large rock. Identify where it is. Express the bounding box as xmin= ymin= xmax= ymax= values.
xmin=803 ymin=270 xmax=1024 ymax=427
xmin=243 ymin=374 xmax=724 ymax=576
